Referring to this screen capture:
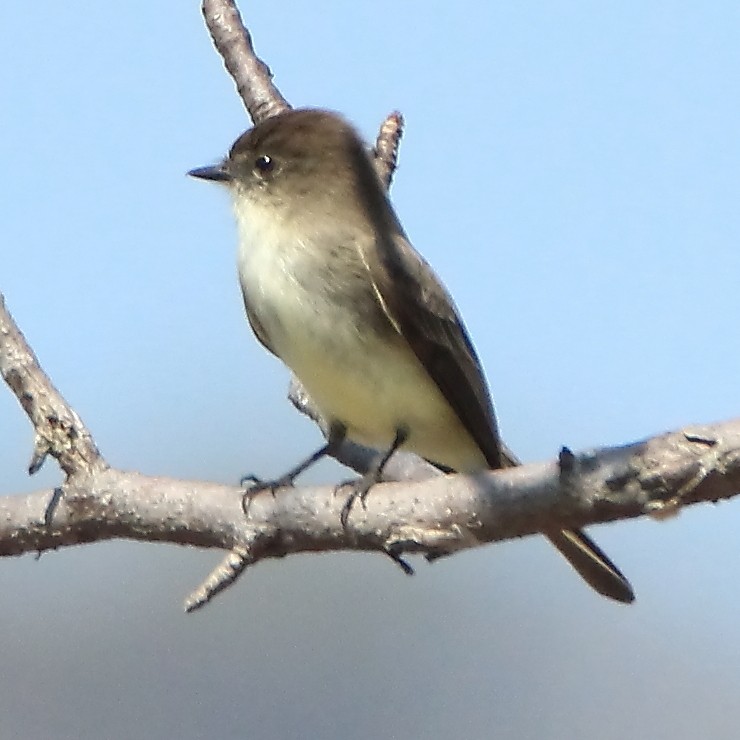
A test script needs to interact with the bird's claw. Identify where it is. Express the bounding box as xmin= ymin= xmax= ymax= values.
xmin=240 ymin=474 xmax=295 ymax=517
xmin=384 ymin=545 xmax=415 ymax=576
xmin=337 ymin=475 xmax=376 ymax=527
